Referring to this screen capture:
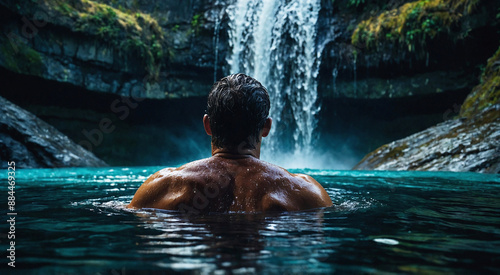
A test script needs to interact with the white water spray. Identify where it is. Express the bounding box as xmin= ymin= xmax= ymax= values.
xmin=213 ymin=7 xmax=225 ymax=82
xmin=226 ymin=0 xmax=322 ymax=167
